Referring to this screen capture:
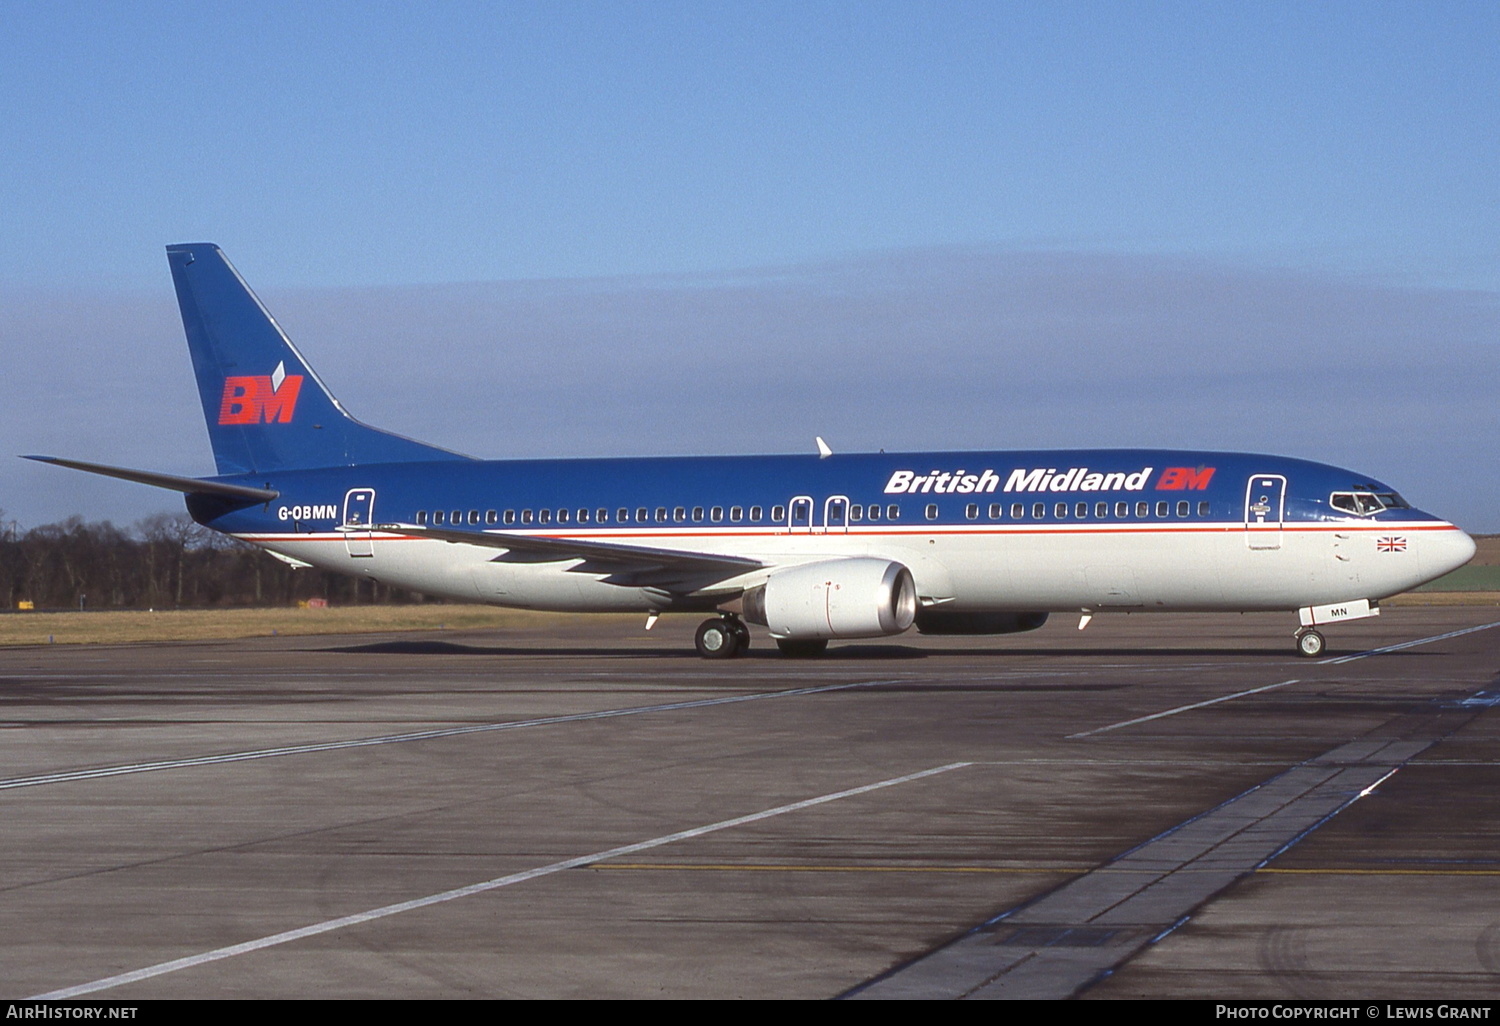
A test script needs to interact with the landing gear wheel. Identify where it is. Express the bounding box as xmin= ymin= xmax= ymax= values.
xmin=729 ymin=619 xmax=750 ymax=653
xmin=1295 ymin=629 xmax=1325 ymax=658
xmin=695 ymin=618 xmax=741 ymax=659
xmin=775 ymin=638 xmax=829 ymax=659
